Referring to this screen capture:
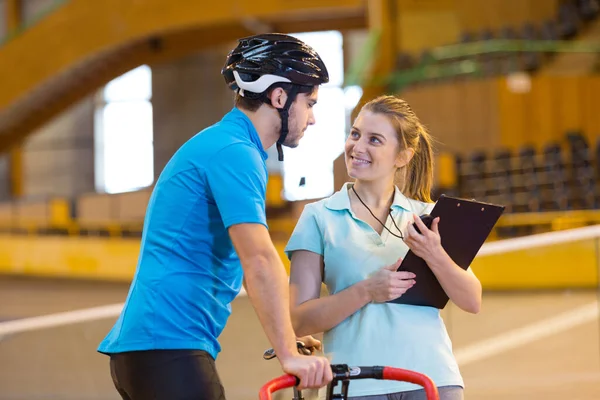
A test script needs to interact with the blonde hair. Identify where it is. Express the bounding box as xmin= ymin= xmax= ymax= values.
xmin=361 ymin=95 xmax=435 ymax=203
